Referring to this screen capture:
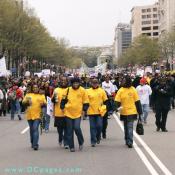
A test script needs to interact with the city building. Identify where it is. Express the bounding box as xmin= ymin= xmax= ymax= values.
xmin=159 ymin=0 xmax=175 ymax=34
xmin=131 ymin=2 xmax=159 ymax=40
xmin=113 ymin=23 xmax=132 ymax=62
